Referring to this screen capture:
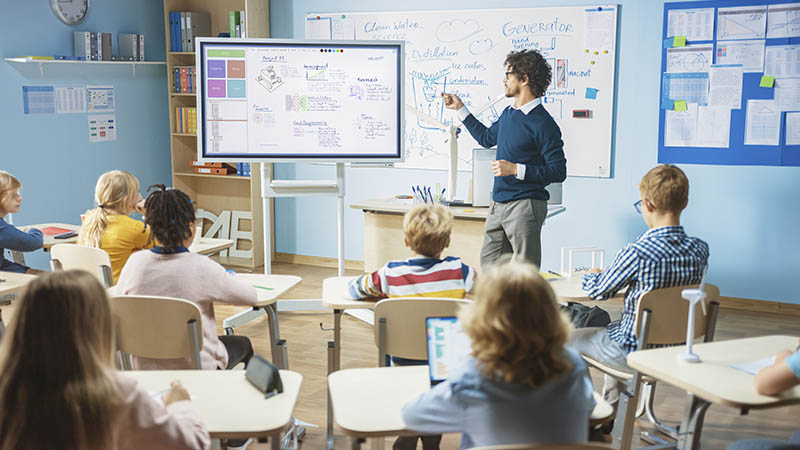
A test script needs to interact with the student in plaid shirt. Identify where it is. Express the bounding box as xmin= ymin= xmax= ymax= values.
xmin=570 ymin=164 xmax=709 ymax=404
